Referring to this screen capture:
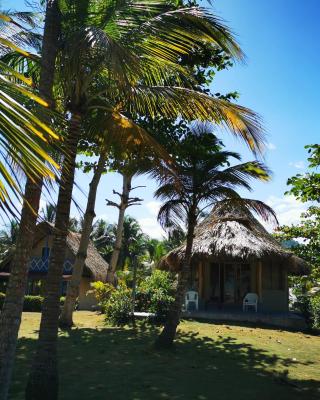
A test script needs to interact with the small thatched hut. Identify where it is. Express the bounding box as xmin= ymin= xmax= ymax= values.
xmin=0 ymin=222 xmax=109 ymax=310
xmin=160 ymin=203 xmax=307 ymax=313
